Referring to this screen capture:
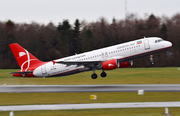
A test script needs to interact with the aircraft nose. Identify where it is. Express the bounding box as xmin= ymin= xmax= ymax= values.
xmin=166 ymin=41 xmax=172 ymax=47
